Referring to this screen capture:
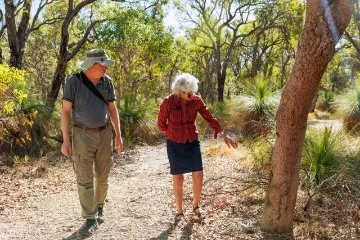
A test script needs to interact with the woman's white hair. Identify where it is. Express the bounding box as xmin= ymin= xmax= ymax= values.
xmin=171 ymin=73 xmax=199 ymax=94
